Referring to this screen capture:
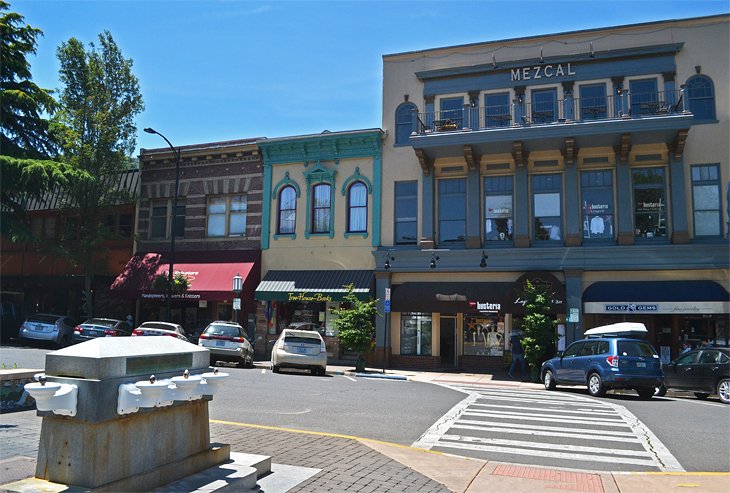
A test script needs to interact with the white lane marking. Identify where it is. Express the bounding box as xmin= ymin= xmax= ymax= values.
xmin=440 ymin=434 xmax=652 ymax=457
xmin=413 ymin=391 xmax=478 ymax=450
xmin=261 ymin=369 xmax=266 ymax=374
xmin=433 ymin=441 xmax=659 ymax=467
xmin=462 ymin=410 xmax=628 ymax=427
xmin=450 ymin=423 xmax=641 ymax=443
xmin=455 ymin=419 xmax=637 ymax=437
xmin=473 ymin=394 xmax=611 ymax=408
xmin=342 ymin=375 xmax=356 ymax=382
xmin=605 ymin=400 xmax=685 ymax=472
xmin=471 ymin=402 xmax=619 ymax=416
